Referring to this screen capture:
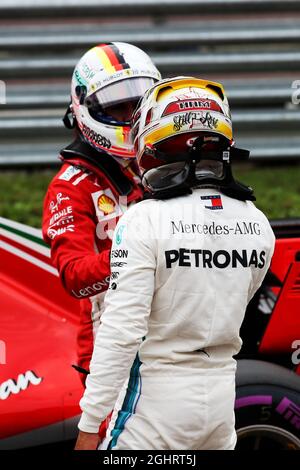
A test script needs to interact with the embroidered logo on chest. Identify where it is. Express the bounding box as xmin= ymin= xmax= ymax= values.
xmin=200 ymin=195 xmax=223 ymax=210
